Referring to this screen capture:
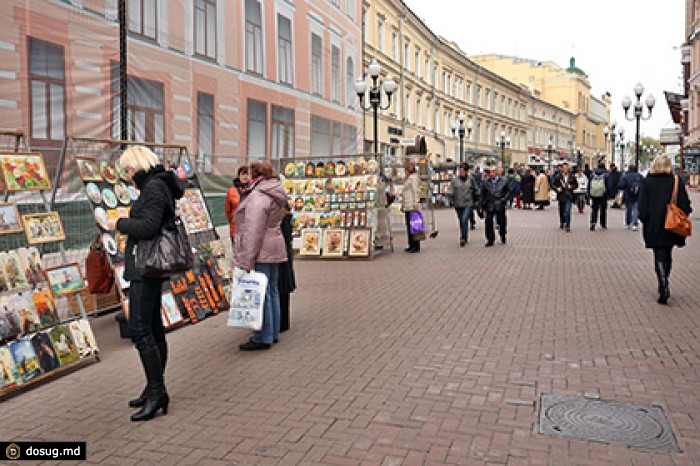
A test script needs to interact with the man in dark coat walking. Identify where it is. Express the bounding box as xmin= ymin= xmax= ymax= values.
xmin=617 ymin=164 xmax=644 ymax=230
xmin=480 ymin=165 xmax=511 ymax=247
xmin=609 ymin=164 xmax=622 ymax=208
xmin=520 ymin=168 xmax=536 ymax=209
